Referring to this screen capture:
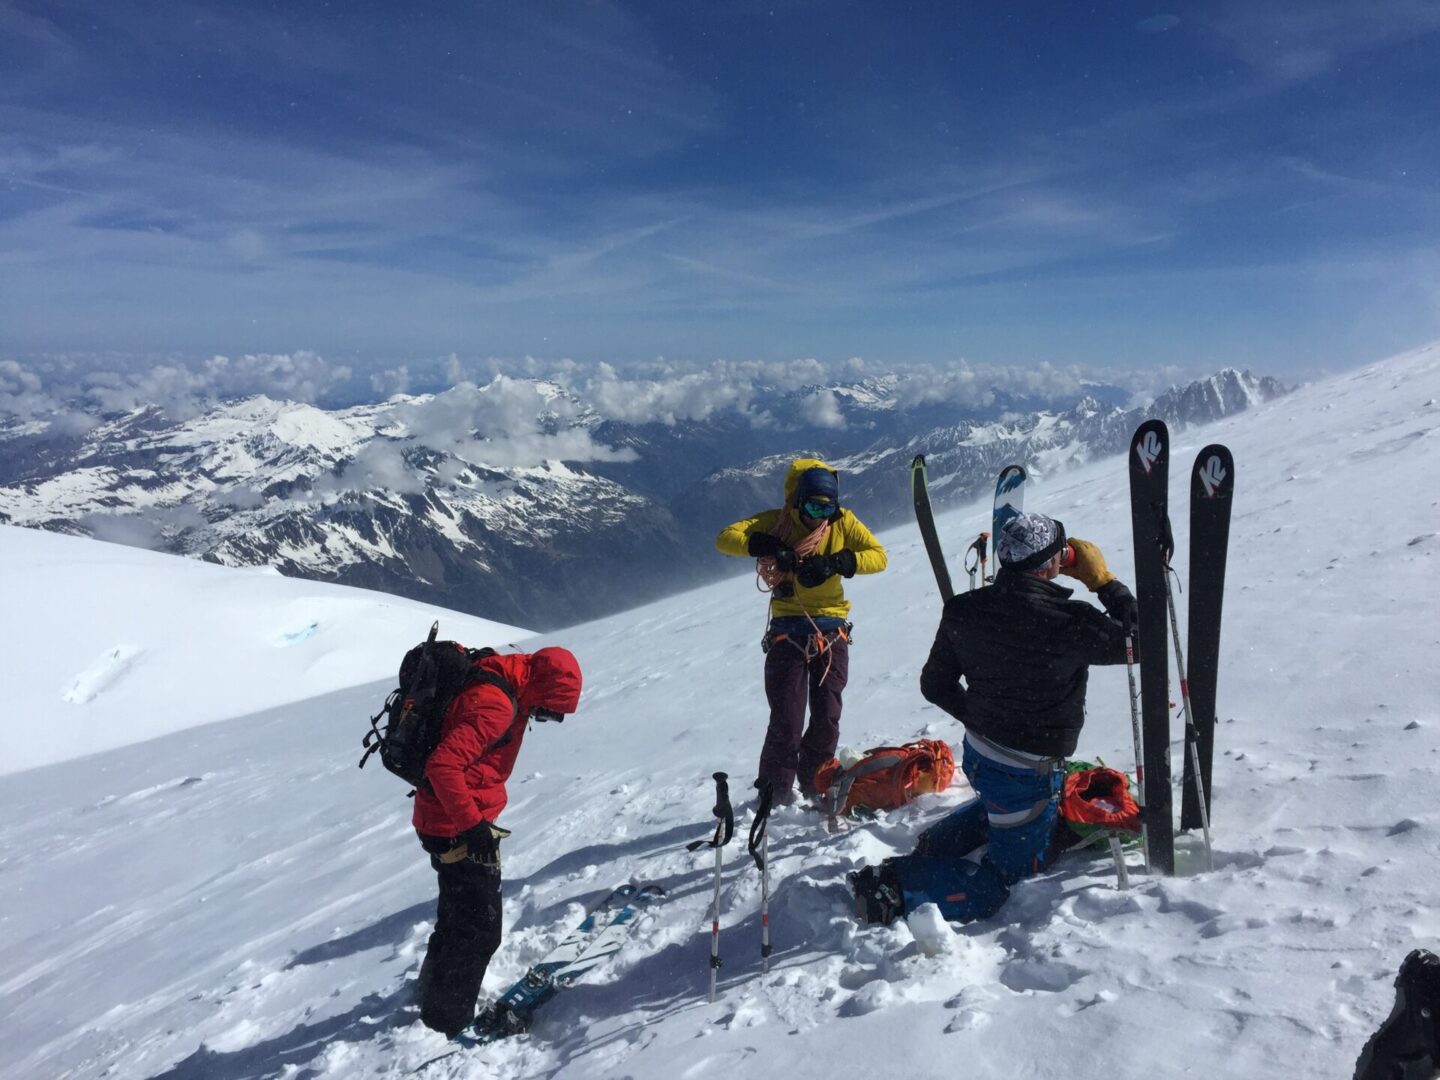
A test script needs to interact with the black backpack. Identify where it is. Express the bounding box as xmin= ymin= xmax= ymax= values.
xmin=359 ymin=622 xmax=518 ymax=792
